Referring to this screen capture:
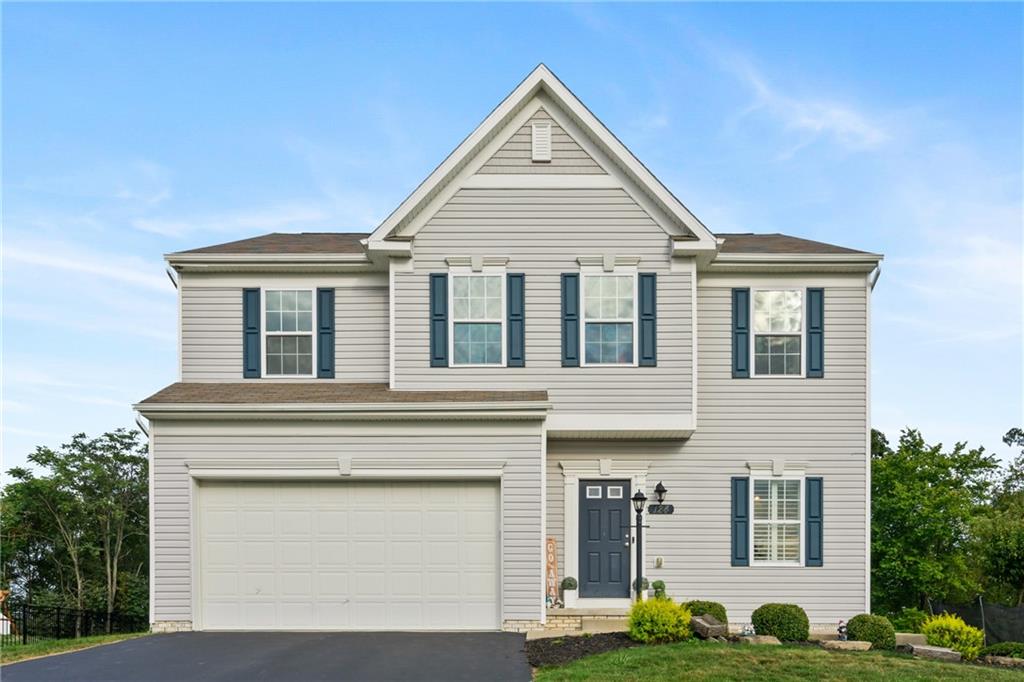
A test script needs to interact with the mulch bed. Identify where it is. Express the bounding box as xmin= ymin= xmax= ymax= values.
xmin=525 ymin=632 xmax=640 ymax=667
